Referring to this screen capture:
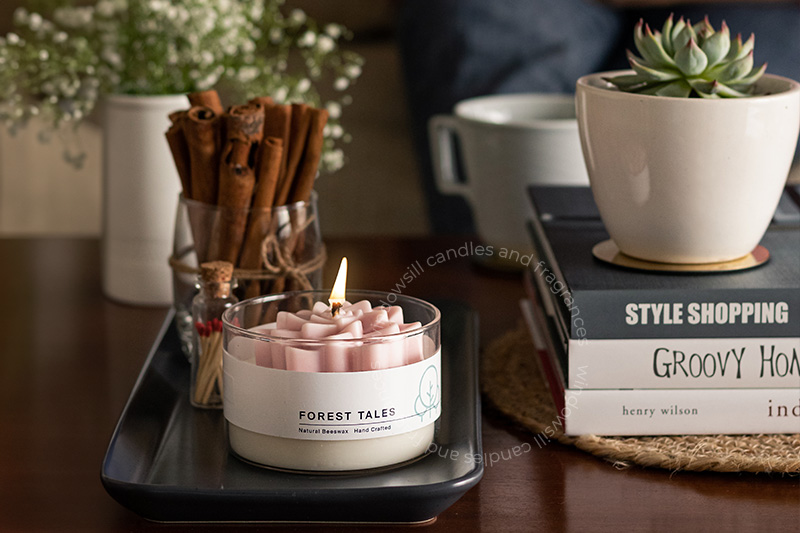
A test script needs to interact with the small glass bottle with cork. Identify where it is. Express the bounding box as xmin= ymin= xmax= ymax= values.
xmin=191 ymin=260 xmax=238 ymax=408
